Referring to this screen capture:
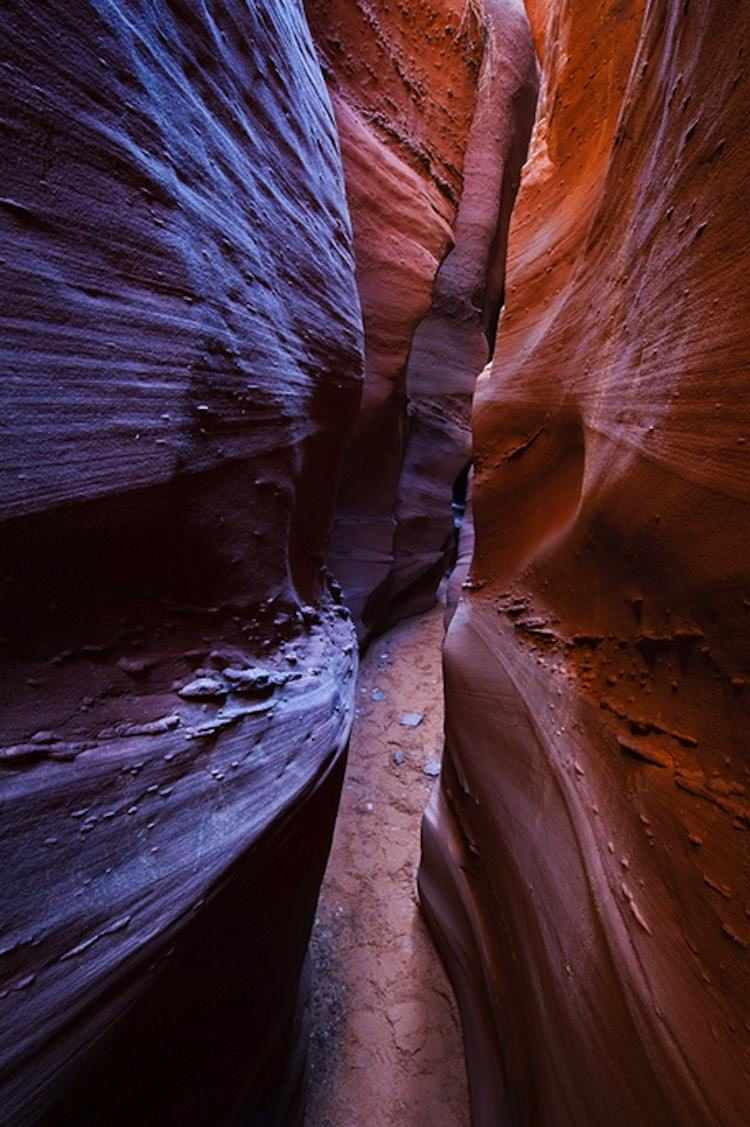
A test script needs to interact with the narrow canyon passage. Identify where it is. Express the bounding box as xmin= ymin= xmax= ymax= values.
xmin=306 ymin=601 xmax=469 ymax=1127
xmin=3 ymin=3 xmax=750 ymax=1125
